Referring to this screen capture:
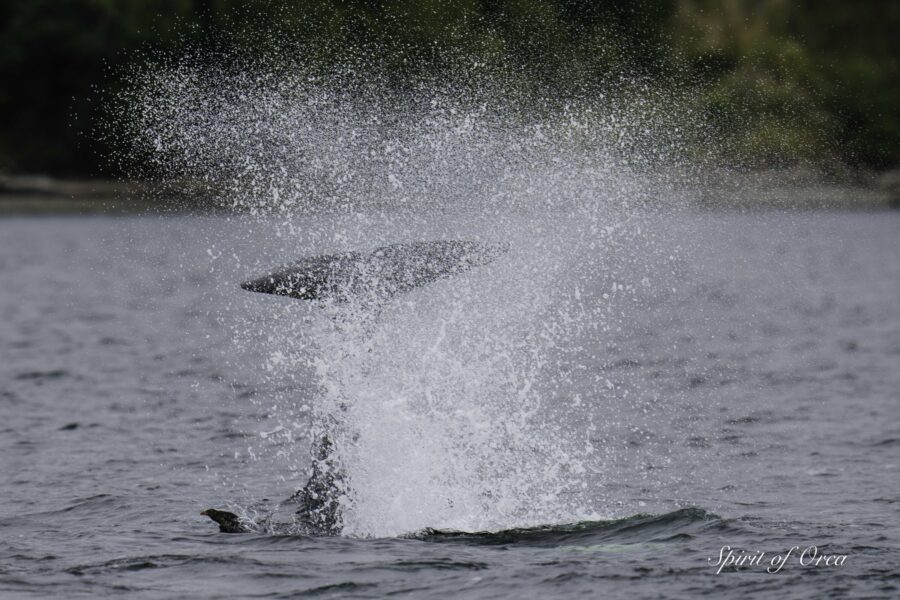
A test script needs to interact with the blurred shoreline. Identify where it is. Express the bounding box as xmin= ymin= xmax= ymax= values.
xmin=0 ymin=175 xmax=152 ymax=215
xmin=1 ymin=171 xmax=897 ymax=215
